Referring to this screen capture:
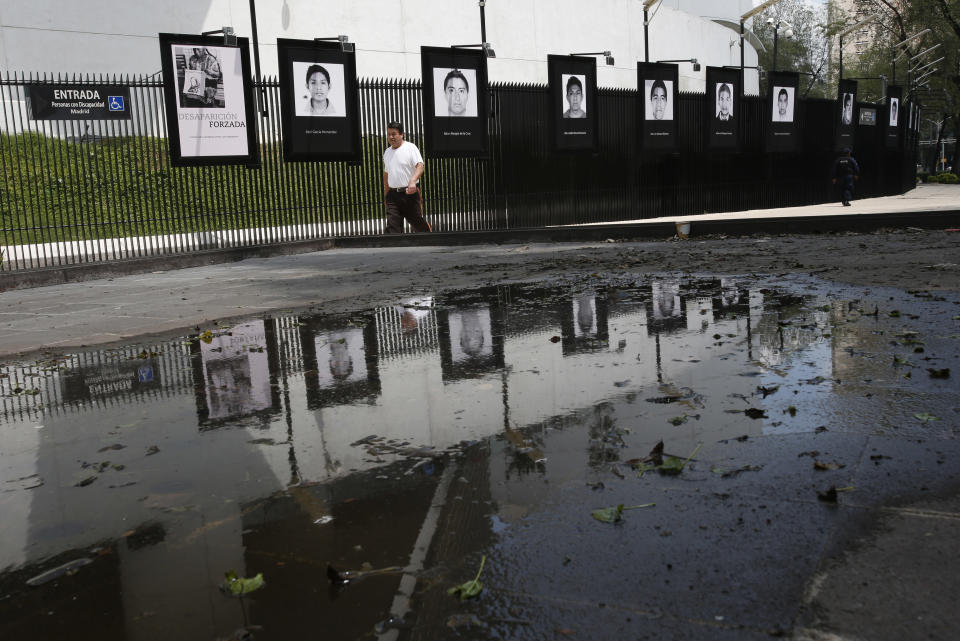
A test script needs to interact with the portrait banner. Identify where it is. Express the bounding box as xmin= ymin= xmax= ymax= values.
xmin=160 ymin=33 xmax=260 ymax=167
xmin=705 ymin=66 xmax=740 ymax=151
xmin=421 ymin=46 xmax=488 ymax=158
xmin=637 ymin=62 xmax=679 ymax=151
xmin=835 ymin=78 xmax=857 ymax=152
xmin=547 ymin=54 xmax=598 ymax=152
xmin=885 ymin=86 xmax=902 ymax=149
xmin=159 ymin=33 xmax=259 ymax=167
xmin=766 ymin=71 xmax=800 ymax=153
xmin=277 ymin=39 xmax=361 ymax=162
